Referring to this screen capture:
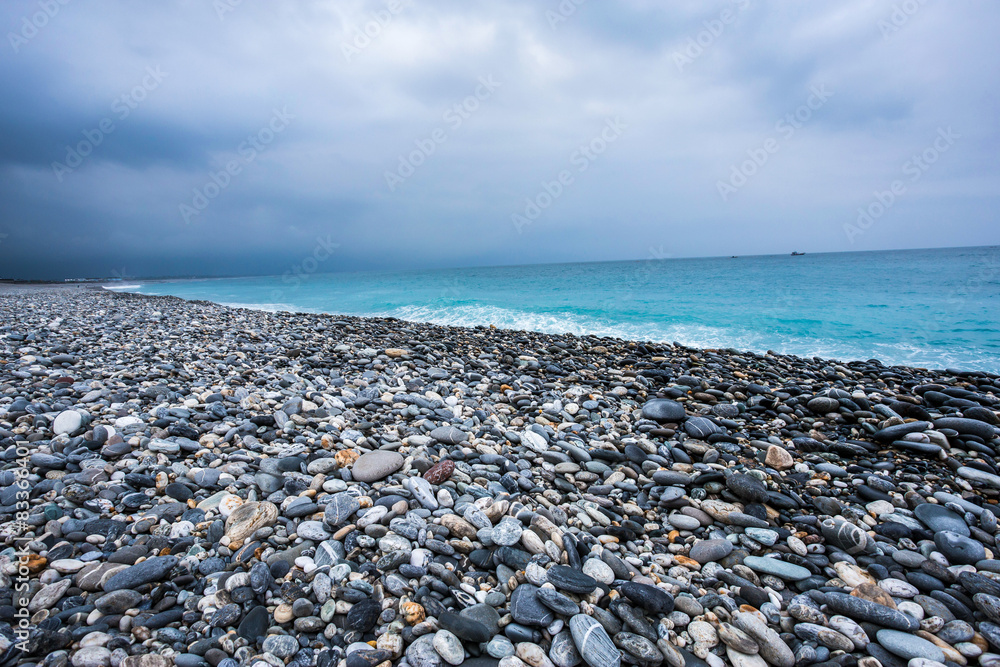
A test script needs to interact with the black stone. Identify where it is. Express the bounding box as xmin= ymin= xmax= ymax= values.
xmin=618 ymin=582 xmax=674 ymax=614
xmin=546 ymin=565 xmax=599 ymax=594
